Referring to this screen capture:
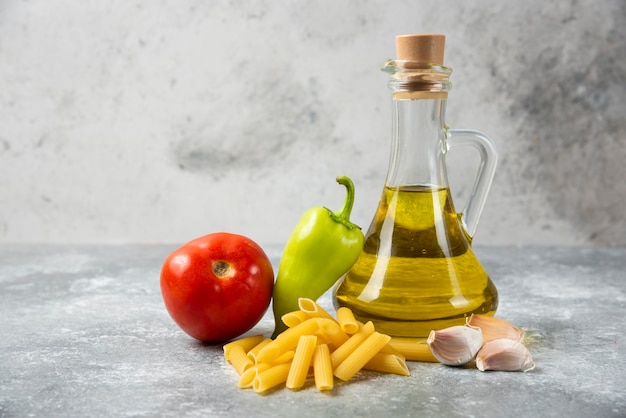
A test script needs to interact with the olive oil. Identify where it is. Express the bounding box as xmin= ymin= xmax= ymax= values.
xmin=335 ymin=186 xmax=498 ymax=338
